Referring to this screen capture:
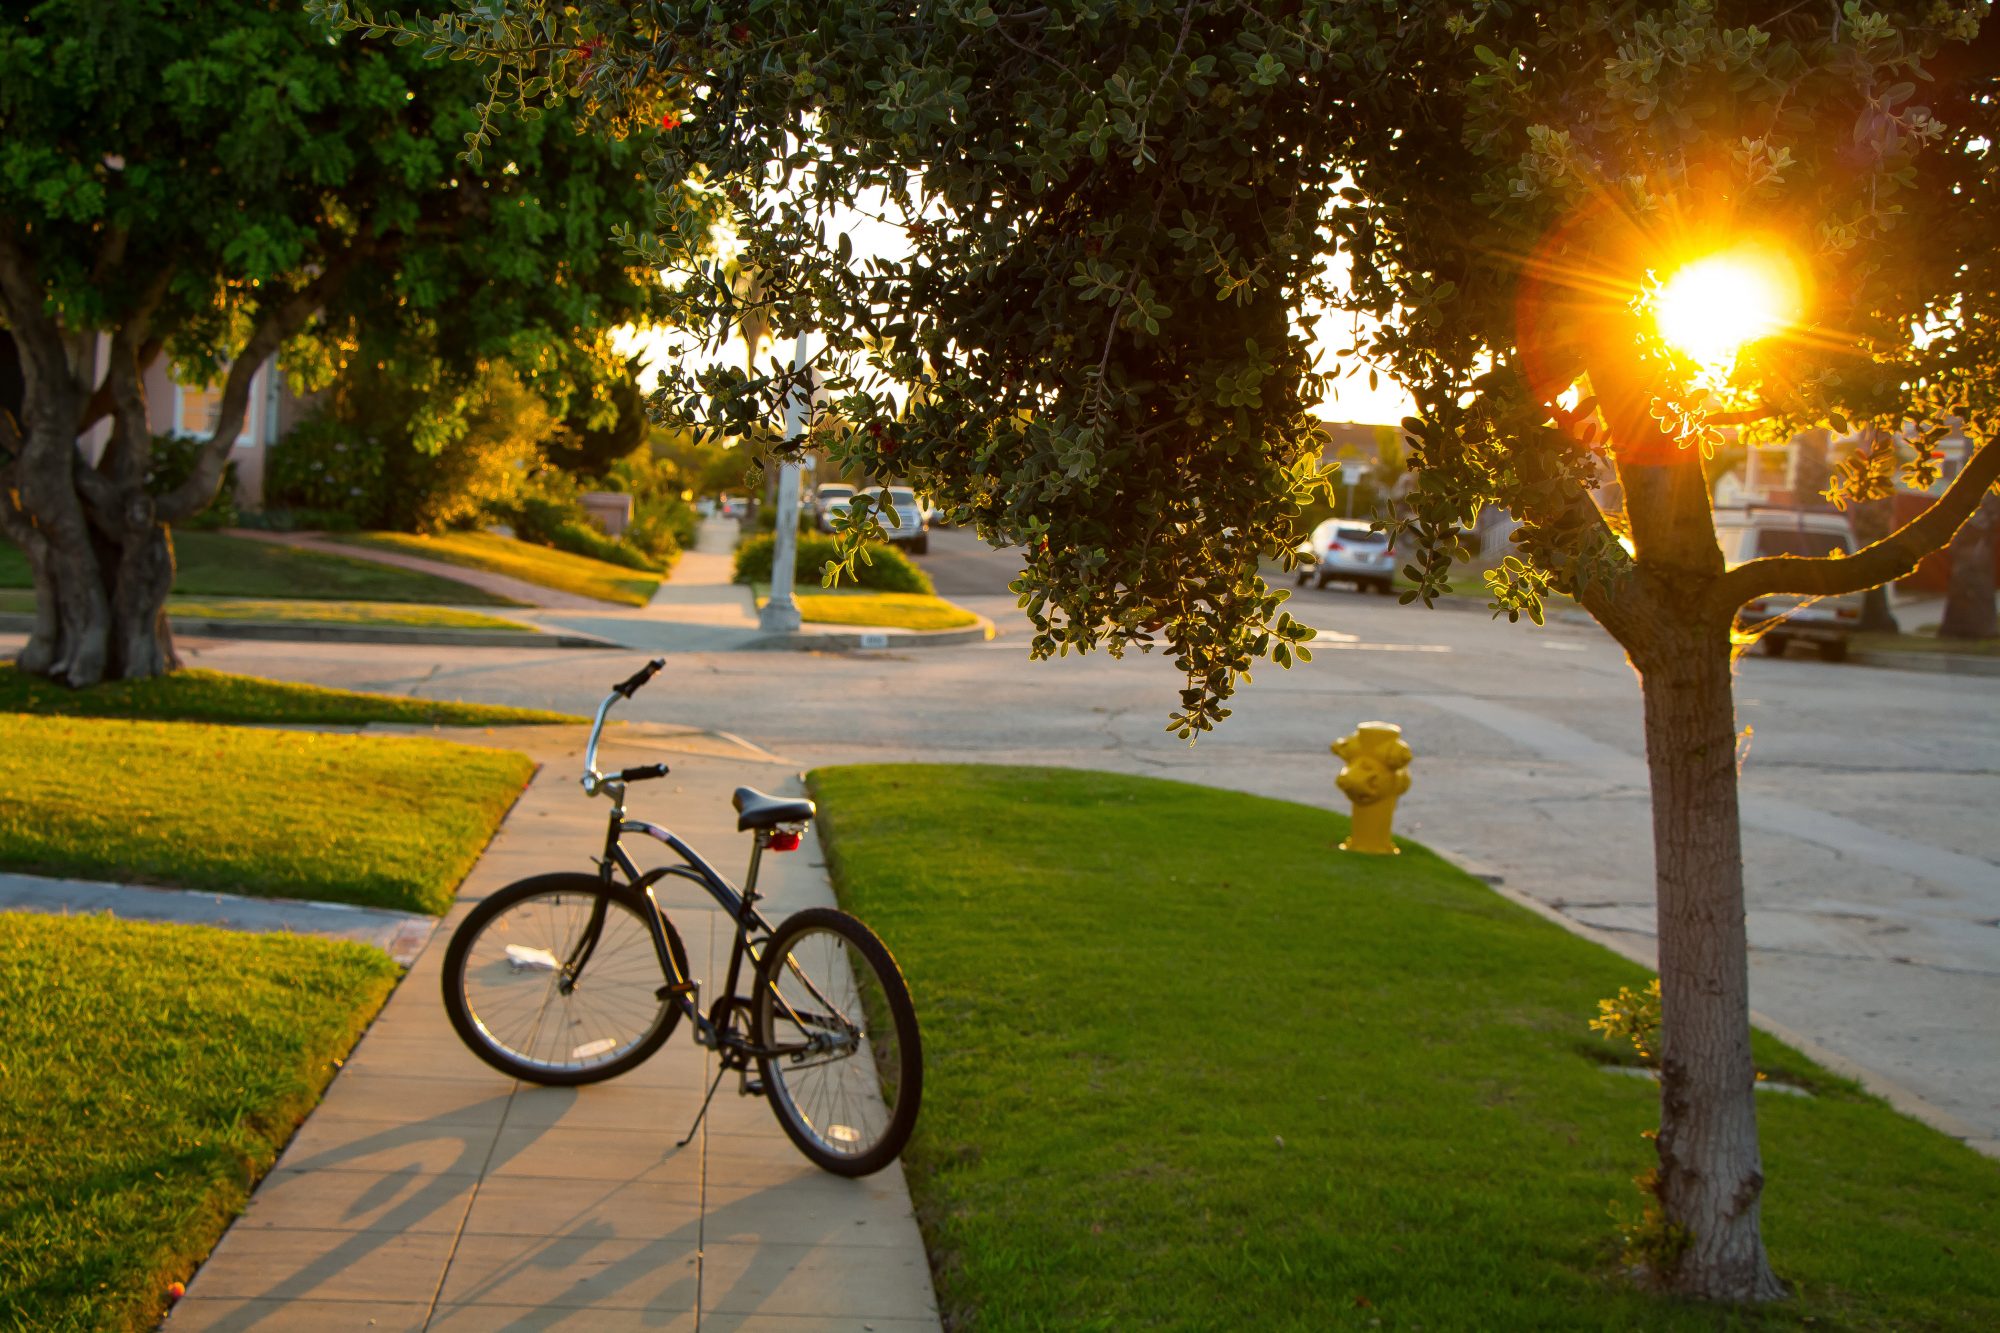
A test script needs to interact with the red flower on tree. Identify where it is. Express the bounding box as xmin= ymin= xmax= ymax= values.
xmin=659 ymin=111 xmax=682 ymax=130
